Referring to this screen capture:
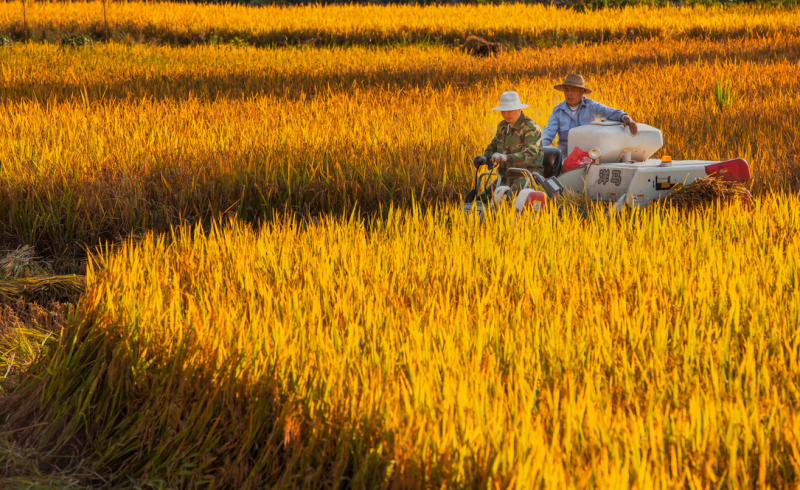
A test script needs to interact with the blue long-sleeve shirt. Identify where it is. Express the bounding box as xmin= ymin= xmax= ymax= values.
xmin=542 ymin=97 xmax=628 ymax=156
